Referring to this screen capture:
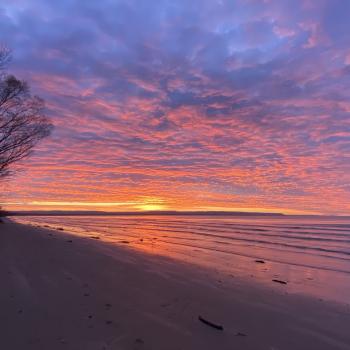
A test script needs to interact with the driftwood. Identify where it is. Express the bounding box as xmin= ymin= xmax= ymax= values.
xmin=272 ymin=279 xmax=287 ymax=285
xmin=198 ymin=316 xmax=224 ymax=330
xmin=255 ymin=259 xmax=265 ymax=264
